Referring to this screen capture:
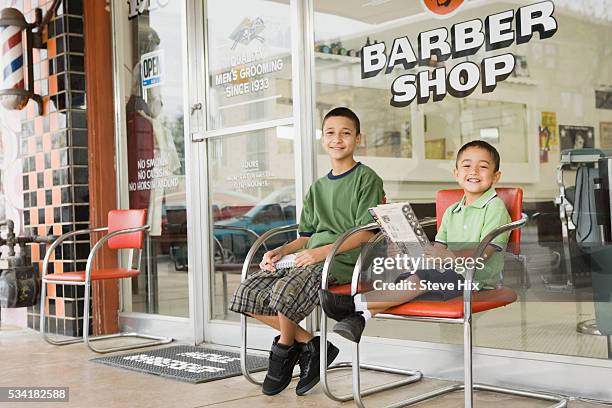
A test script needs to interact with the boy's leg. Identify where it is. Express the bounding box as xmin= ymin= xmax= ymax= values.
xmin=361 ymin=274 xmax=428 ymax=315
xmin=320 ymin=273 xmax=428 ymax=321
xmin=278 ymin=313 xmax=313 ymax=344
xmin=247 ymin=312 xmax=313 ymax=344
xmin=265 ymin=265 xmax=340 ymax=395
xmin=329 ymin=274 xmax=429 ymax=342
xmin=331 ymin=270 xmax=465 ymax=342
